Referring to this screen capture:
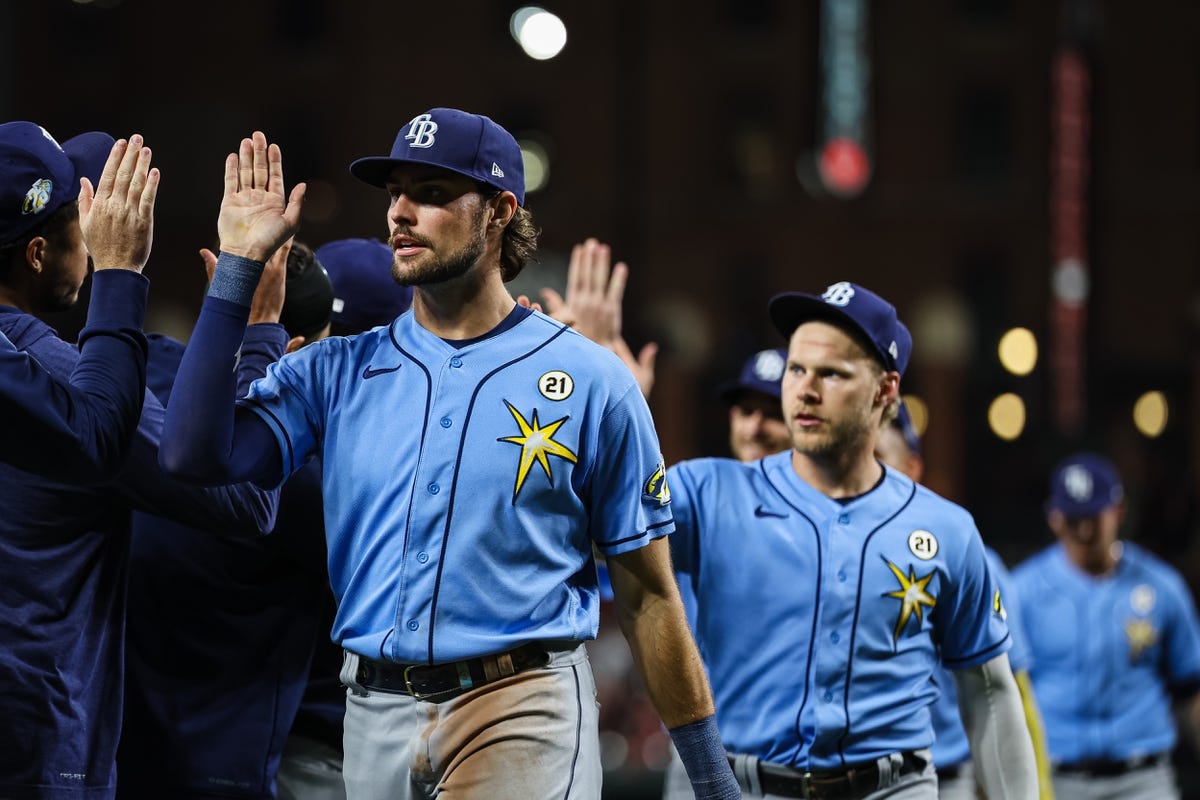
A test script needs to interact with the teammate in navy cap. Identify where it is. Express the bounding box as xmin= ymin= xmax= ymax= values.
xmin=876 ymin=403 xmax=1055 ymax=799
xmin=0 ymin=123 xmax=282 ymax=798
xmin=160 ymin=117 xmax=739 ymax=799
xmin=0 ymin=122 xmax=159 ymax=481
xmin=664 ymin=281 xmax=1036 ymax=798
xmin=316 ymin=236 xmax=414 ymax=337
xmin=1013 ymin=452 xmax=1200 ymax=800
